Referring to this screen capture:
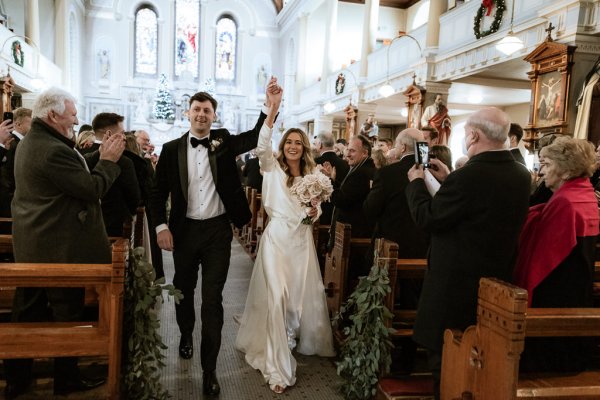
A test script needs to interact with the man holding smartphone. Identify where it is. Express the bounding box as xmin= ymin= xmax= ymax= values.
xmin=406 ymin=107 xmax=530 ymax=399
xmin=0 ymin=107 xmax=32 ymax=217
